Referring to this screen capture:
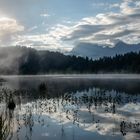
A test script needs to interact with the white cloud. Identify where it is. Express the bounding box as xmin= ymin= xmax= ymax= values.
xmin=120 ymin=0 xmax=140 ymax=14
xmin=92 ymin=2 xmax=110 ymax=7
xmin=0 ymin=17 xmax=24 ymax=46
xmin=28 ymin=26 xmax=38 ymax=32
xmin=40 ymin=13 xmax=50 ymax=17
xmin=15 ymin=25 xmax=73 ymax=52
xmin=109 ymin=3 xmax=120 ymax=8
xmin=92 ymin=2 xmax=120 ymax=10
